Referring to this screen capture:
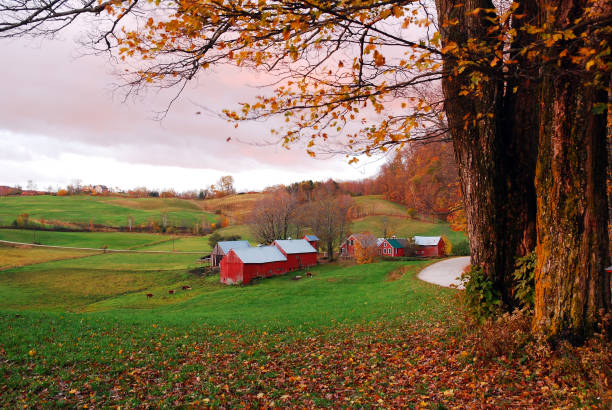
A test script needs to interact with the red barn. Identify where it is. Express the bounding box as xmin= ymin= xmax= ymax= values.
xmin=220 ymin=246 xmax=287 ymax=285
xmin=378 ymin=238 xmax=411 ymax=257
xmin=273 ymin=239 xmax=318 ymax=270
xmin=414 ymin=236 xmax=445 ymax=257
xmin=303 ymin=234 xmax=320 ymax=252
